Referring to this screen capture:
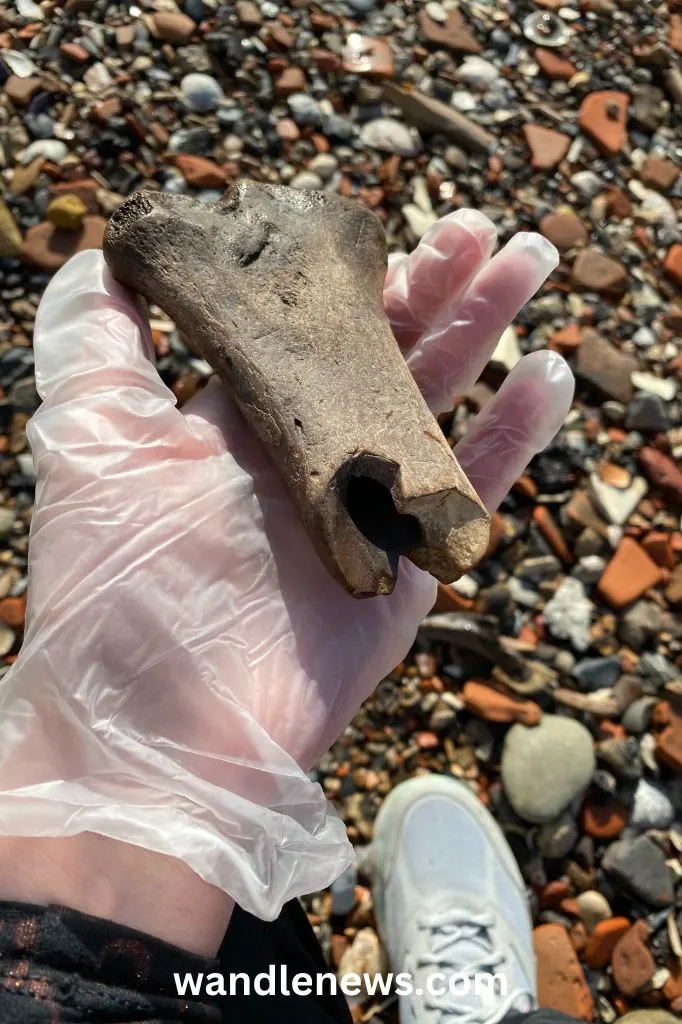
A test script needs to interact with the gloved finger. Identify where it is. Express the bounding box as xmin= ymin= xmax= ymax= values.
xmin=454 ymin=350 xmax=574 ymax=513
xmin=33 ymin=249 xmax=175 ymax=411
xmin=181 ymin=375 xmax=242 ymax=453
xmin=384 ymin=209 xmax=498 ymax=355
xmin=407 ymin=233 xmax=559 ymax=415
